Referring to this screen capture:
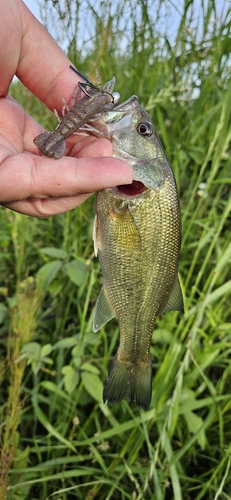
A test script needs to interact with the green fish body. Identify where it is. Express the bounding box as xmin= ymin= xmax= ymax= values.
xmin=92 ymin=96 xmax=184 ymax=410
